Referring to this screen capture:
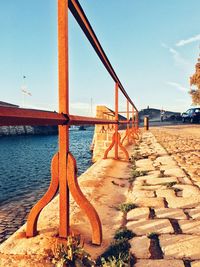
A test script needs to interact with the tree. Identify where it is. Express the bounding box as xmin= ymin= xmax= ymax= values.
xmin=190 ymin=57 xmax=200 ymax=104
